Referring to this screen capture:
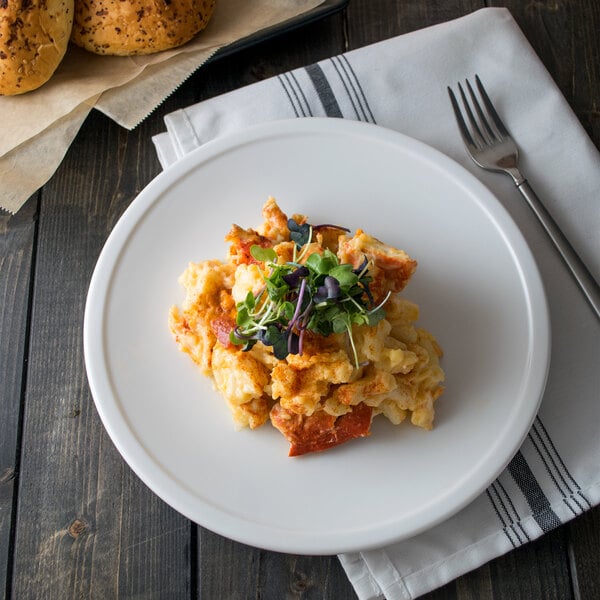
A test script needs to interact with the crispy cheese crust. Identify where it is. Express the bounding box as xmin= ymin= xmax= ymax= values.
xmin=169 ymin=197 xmax=445 ymax=455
